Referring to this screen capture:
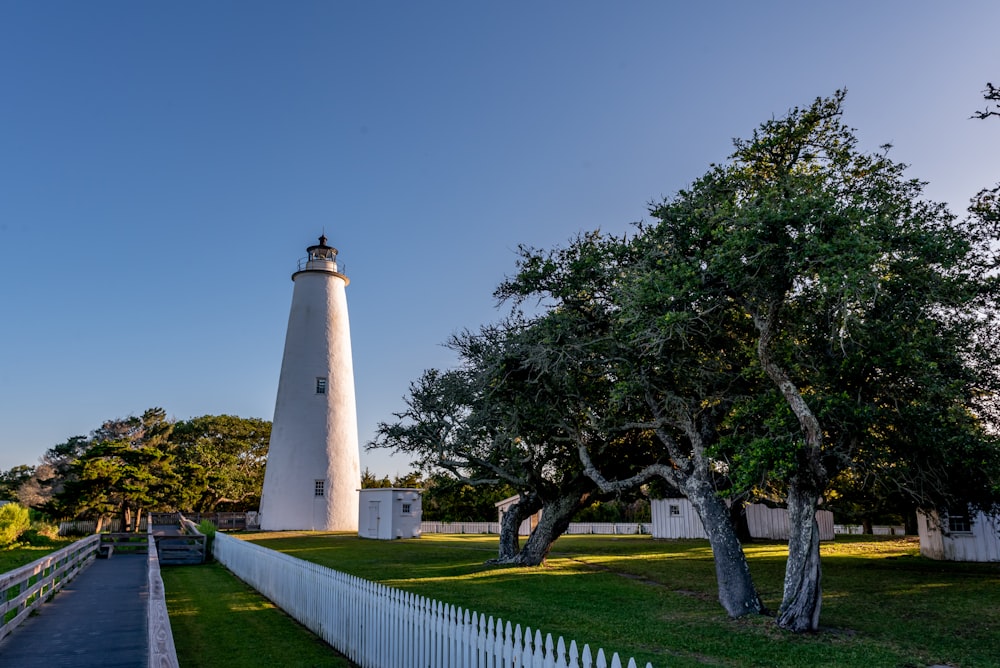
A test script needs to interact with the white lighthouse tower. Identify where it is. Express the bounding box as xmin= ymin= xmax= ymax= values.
xmin=259 ymin=235 xmax=361 ymax=531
